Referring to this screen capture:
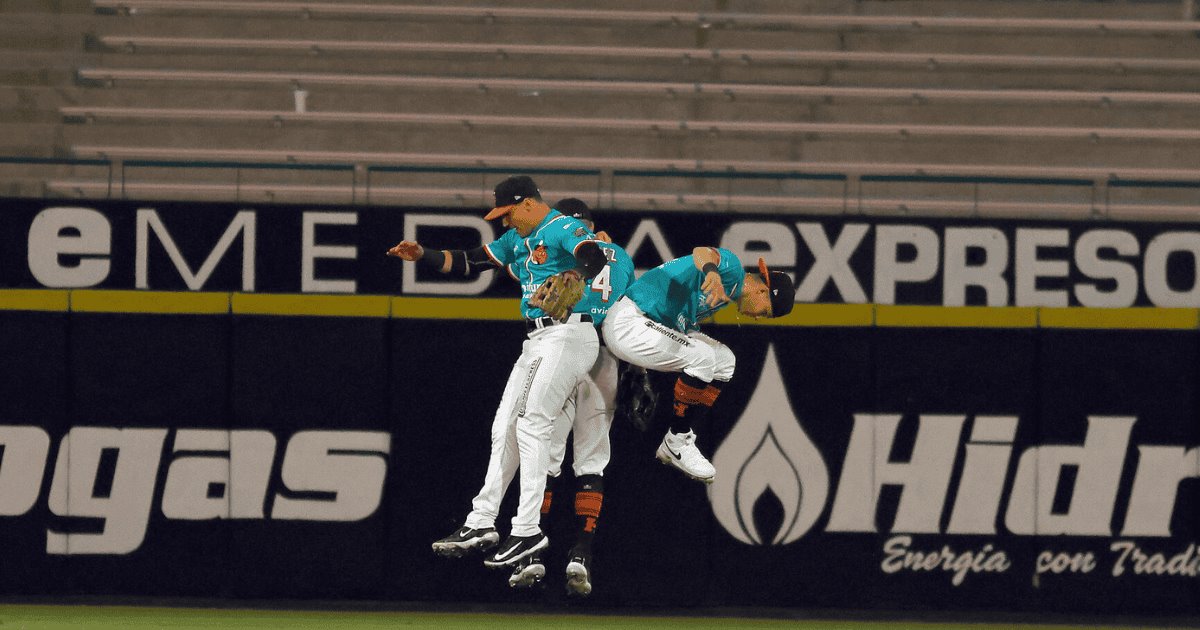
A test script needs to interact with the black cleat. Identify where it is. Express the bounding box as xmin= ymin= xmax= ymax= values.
xmin=431 ymin=526 xmax=500 ymax=558
xmin=483 ymin=532 xmax=549 ymax=568
xmin=508 ymin=553 xmax=546 ymax=588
